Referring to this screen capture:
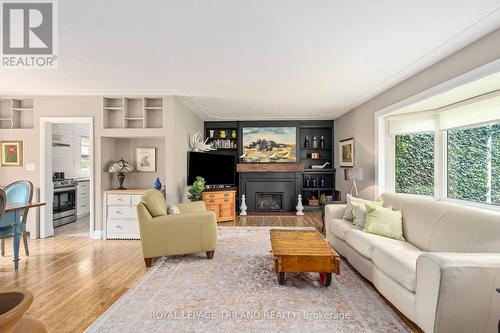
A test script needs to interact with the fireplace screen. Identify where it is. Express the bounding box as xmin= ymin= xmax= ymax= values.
xmin=255 ymin=192 xmax=283 ymax=211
